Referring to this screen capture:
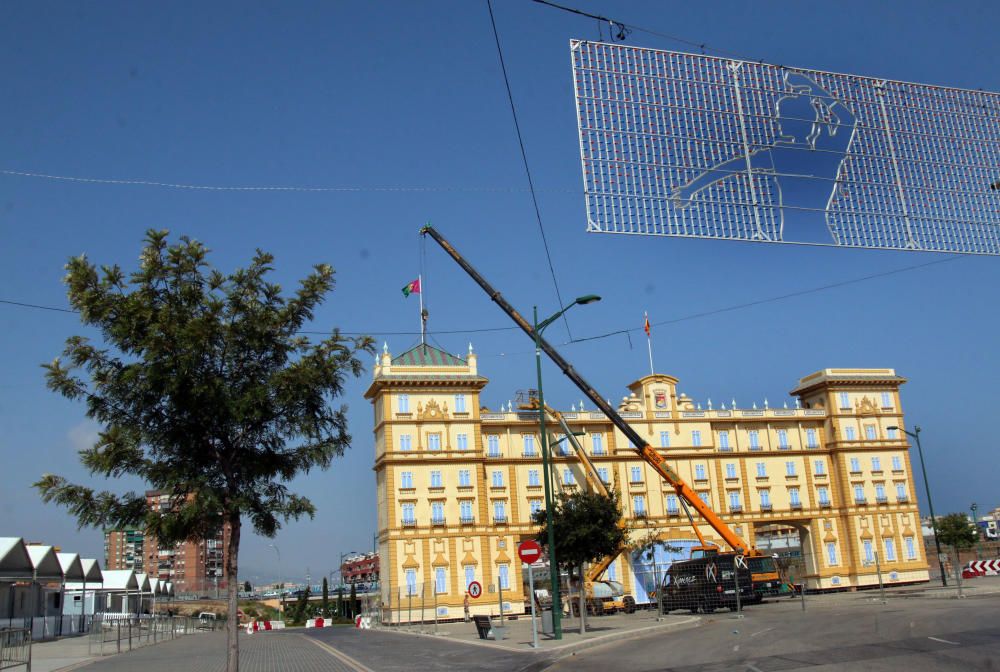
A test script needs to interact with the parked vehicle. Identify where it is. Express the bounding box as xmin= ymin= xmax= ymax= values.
xmin=660 ymin=554 xmax=753 ymax=614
